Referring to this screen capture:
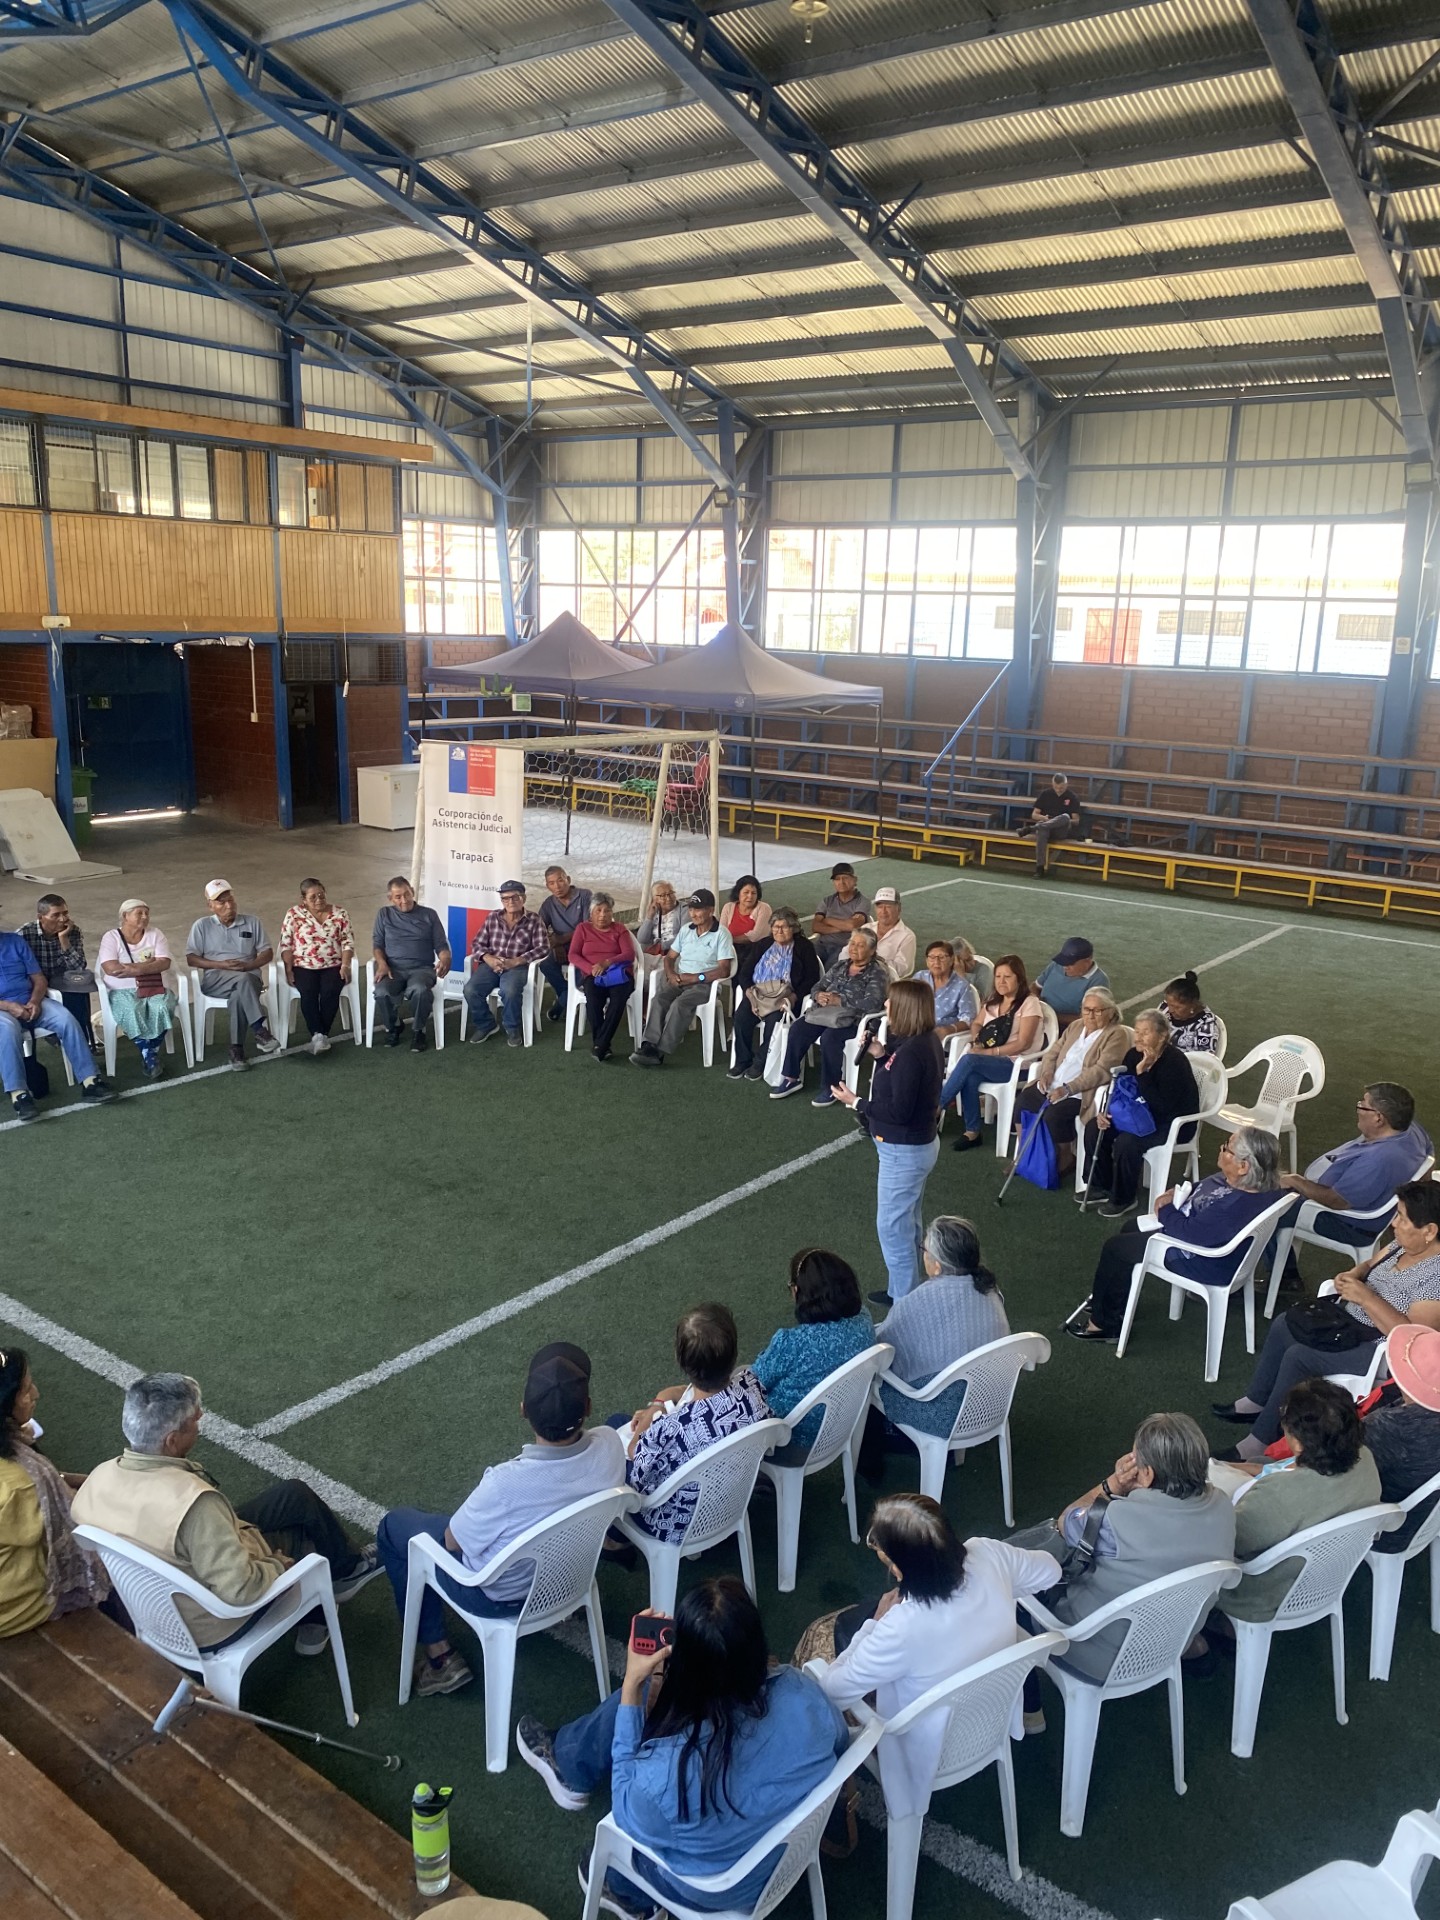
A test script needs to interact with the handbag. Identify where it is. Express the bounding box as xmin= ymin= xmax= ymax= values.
xmin=1013 ymin=1492 xmax=1113 ymax=1605
xmin=974 ymin=1010 xmax=1014 ymax=1049
xmin=747 ymin=978 xmax=790 ymax=1019
xmin=593 ymin=961 xmax=632 ymax=989
xmin=1284 ymin=1298 xmax=1378 ymax=1353
xmin=119 ymin=931 xmax=165 ymax=999
xmin=1106 ymin=1071 xmax=1155 ymax=1136
xmin=806 ymin=1000 xmax=857 ymax=1030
